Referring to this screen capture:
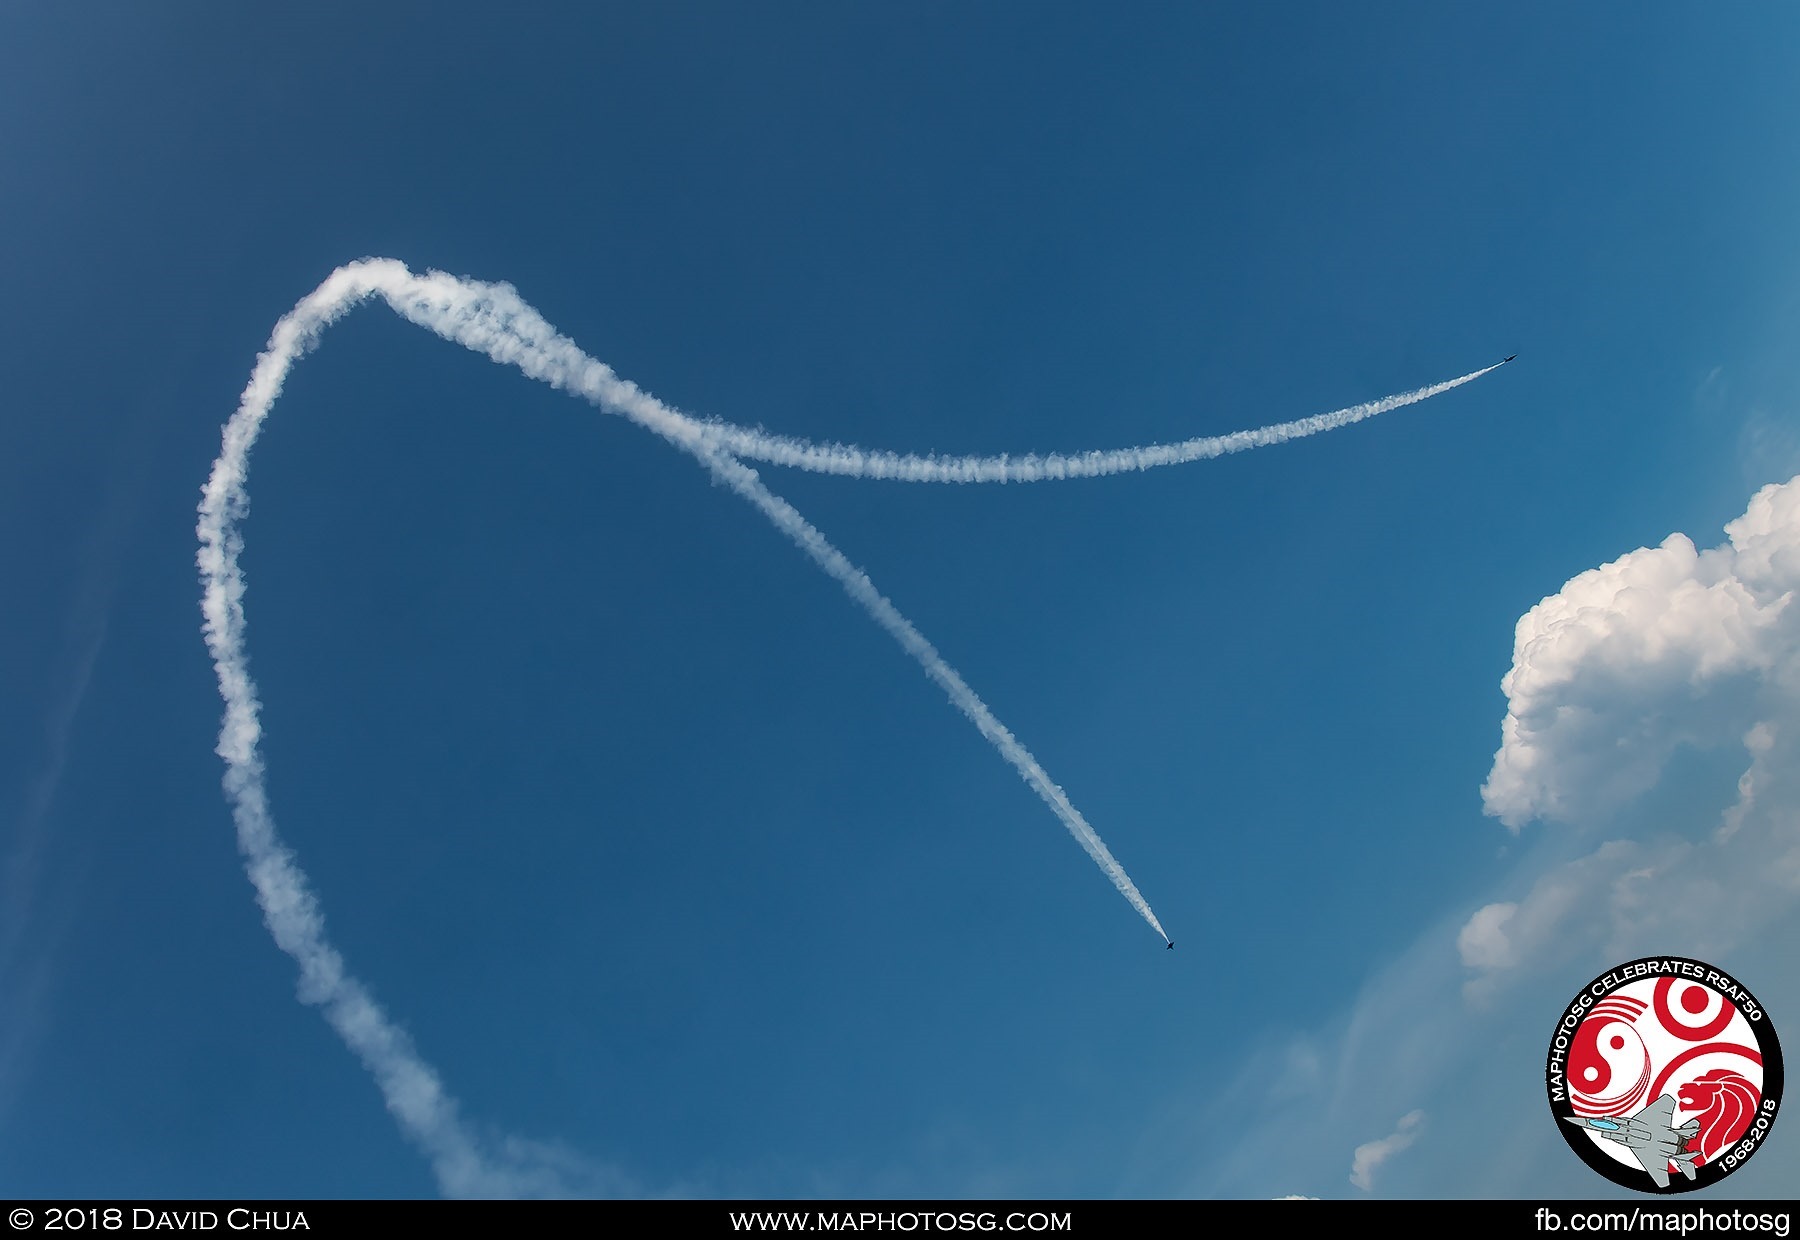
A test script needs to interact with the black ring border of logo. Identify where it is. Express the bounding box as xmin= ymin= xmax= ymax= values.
xmin=1546 ymin=955 xmax=1784 ymax=1194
